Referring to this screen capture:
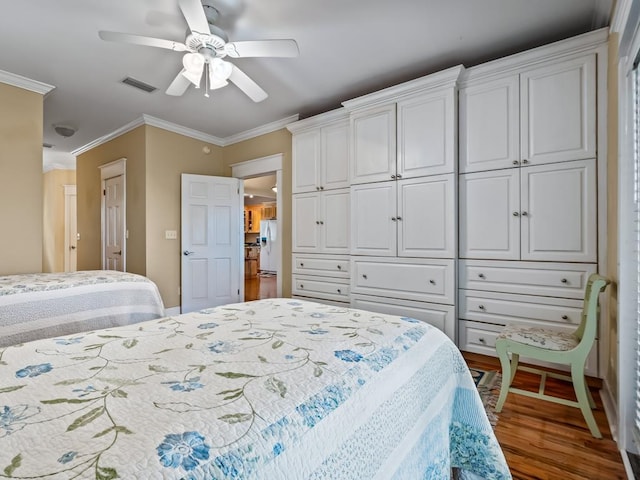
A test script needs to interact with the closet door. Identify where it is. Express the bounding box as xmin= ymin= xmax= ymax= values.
xmin=321 ymin=121 xmax=350 ymax=190
xmin=520 ymin=54 xmax=596 ymax=166
xmin=521 ymin=159 xmax=597 ymax=262
xmin=350 ymin=104 xmax=397 ymax=184
xmin=350 ymin=182 xmax=396 ymax=256
xmin=292 ymin=193 xmax=320 ymax=253
xmin=321 ymin=188 xmax=350 ymax=254
xmin=459 ymin=169 xmax=520 ymax=260
xmin=292 ymin=130 xmax=321 ymax=193
xmin=459 ymin=75 xmax=519 ymax=173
